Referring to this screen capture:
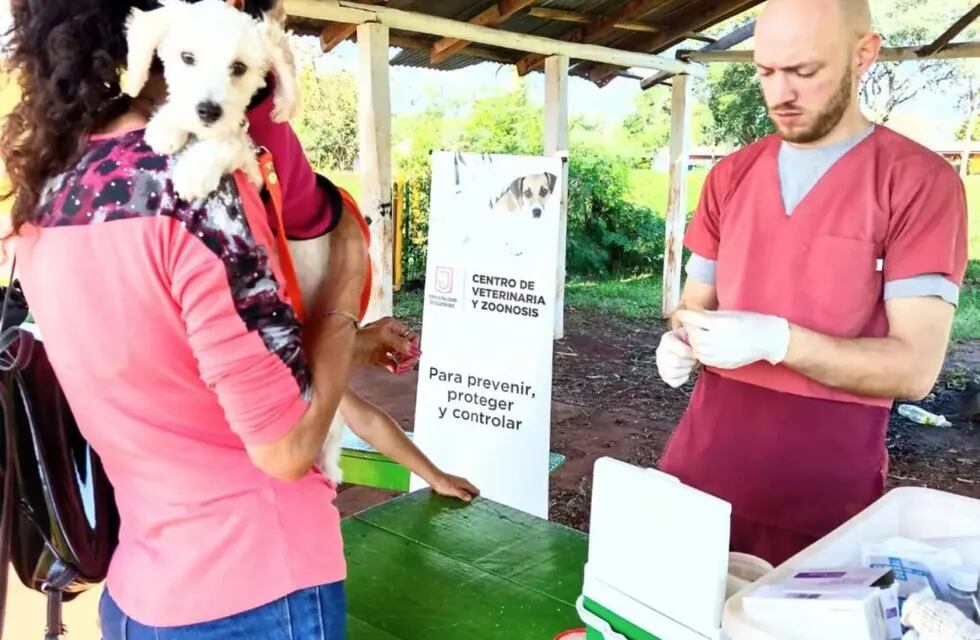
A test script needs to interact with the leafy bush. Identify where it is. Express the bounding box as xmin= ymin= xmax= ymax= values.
xmin=567 ymin=146 xmax=666 ymax=276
